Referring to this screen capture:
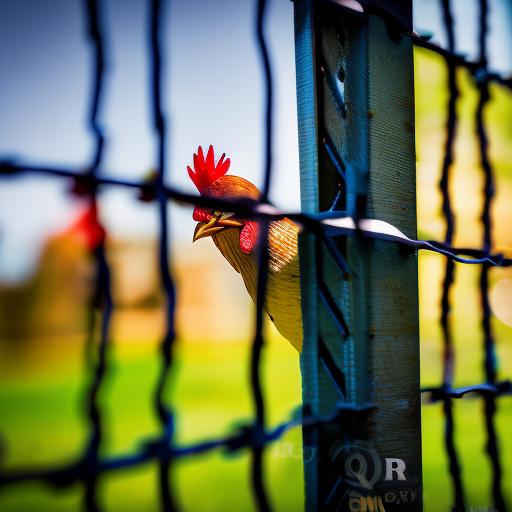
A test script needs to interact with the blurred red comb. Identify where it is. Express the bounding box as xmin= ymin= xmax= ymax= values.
xmin=187 ymin=145 xmax=230 ymax=194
